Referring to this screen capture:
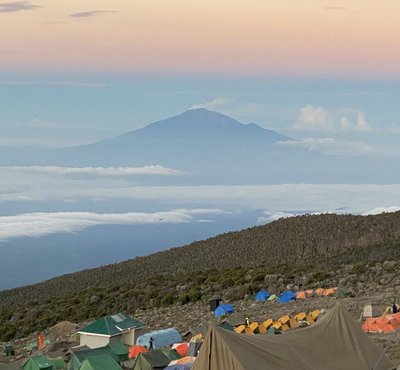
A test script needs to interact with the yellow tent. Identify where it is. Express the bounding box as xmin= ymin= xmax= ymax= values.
xmin=249 ymin=322 xmax=259 ymax=333
xmin=295 ymin=312 xmax=307 ymax=321
xmin=262 ymin=319 xmax=273 ymax=329
xmin=310 ymin=309 xmax=320 ymax=320
xmin=235 ymin=325 xmax=245 ymax=334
